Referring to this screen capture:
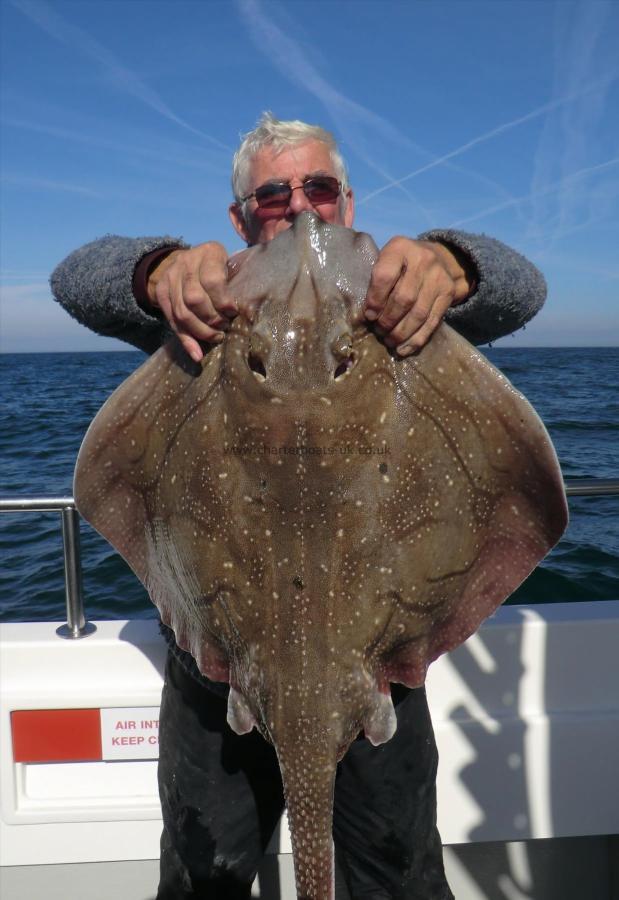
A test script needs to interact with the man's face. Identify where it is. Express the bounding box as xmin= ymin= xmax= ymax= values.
xmin=229 ymin=140 xmax=355 ymax=246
